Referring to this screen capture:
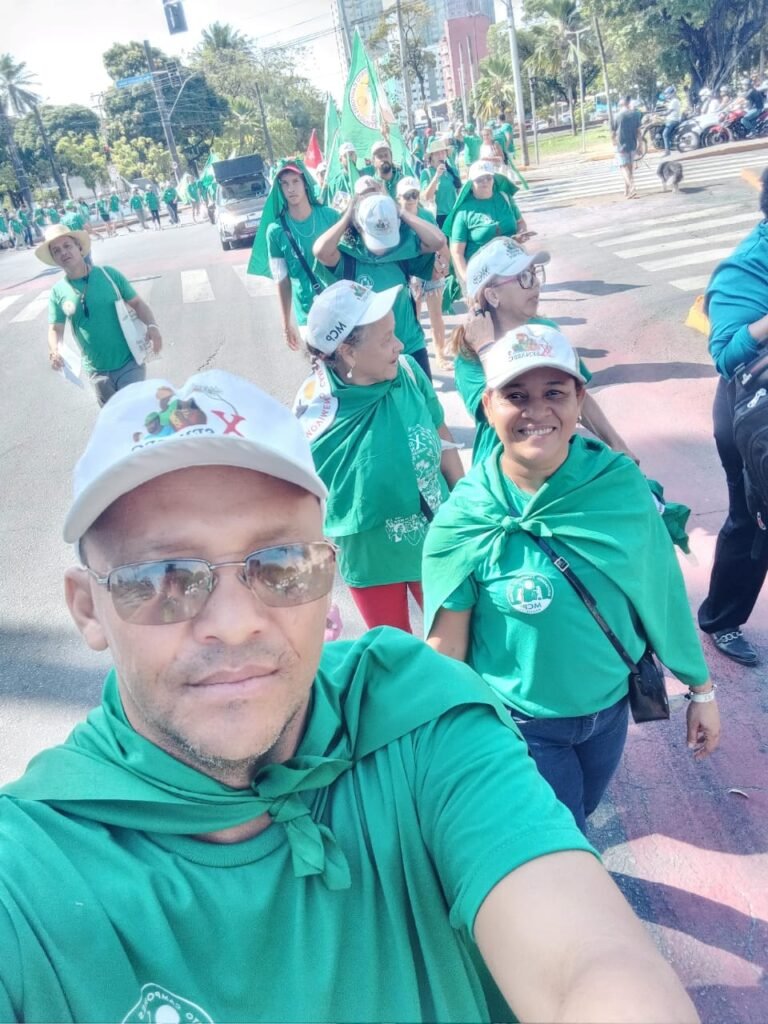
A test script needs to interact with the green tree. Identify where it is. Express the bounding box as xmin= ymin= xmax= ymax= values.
xmin=0 ymin=54 xmax=39 ymax=204
xmin=369 ymin=0 xmax=435 ymax=127
xmin=474 ymin=56 xmax=518 ymax=123
xmin=110 ymin=135 xmax=172 ymax=182
xmin=54 ymin=133 xmax=108 ymax=193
